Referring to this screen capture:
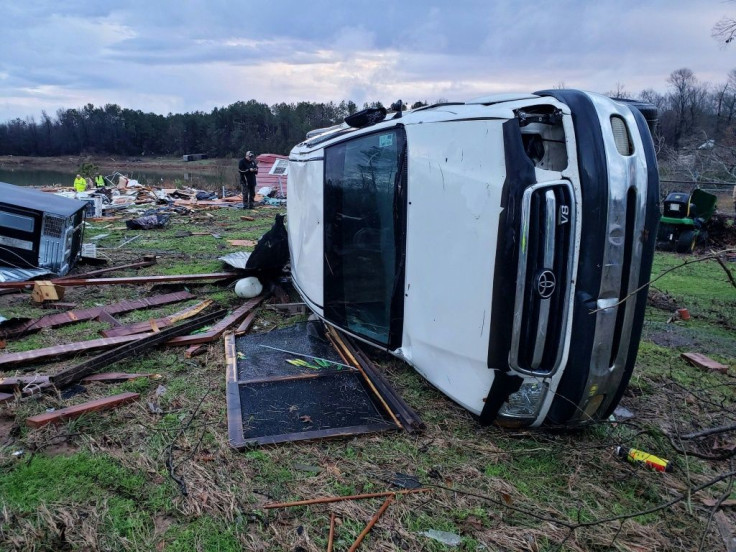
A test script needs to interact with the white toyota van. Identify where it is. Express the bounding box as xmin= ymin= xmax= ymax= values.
xmin=287 ymin=90 xmax=659 ymax=428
